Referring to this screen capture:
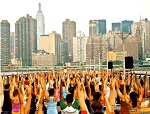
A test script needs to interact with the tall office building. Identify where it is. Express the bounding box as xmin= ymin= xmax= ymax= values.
xmin=73 ymin=31 xmax=87 ymax=64
xmin=121 ymin=20 xmax=133 ymax=33
xmin=89 ymin=20 xmax=97 ymax=36
xmin=39 ymin=31 xmax=61 ymax=64
xmin=10 ymin=32 xmax=15 ymax=58
xmin=132 ymin=18 xmax=150 ymax=59
xmin=36 ymin=3 xmax=45 ymax=50
xmin=0 ymin=20 xmax=11 ymax=66
xmin=62 ymin=19 xmax=76 ymax=62
xmin=15 ymin=14 xmax=37 ymax=66
xmin=93 ymin=19 xmax=107 ymax=34
xmin=112 ymin=22 xmax=121 ymax=31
